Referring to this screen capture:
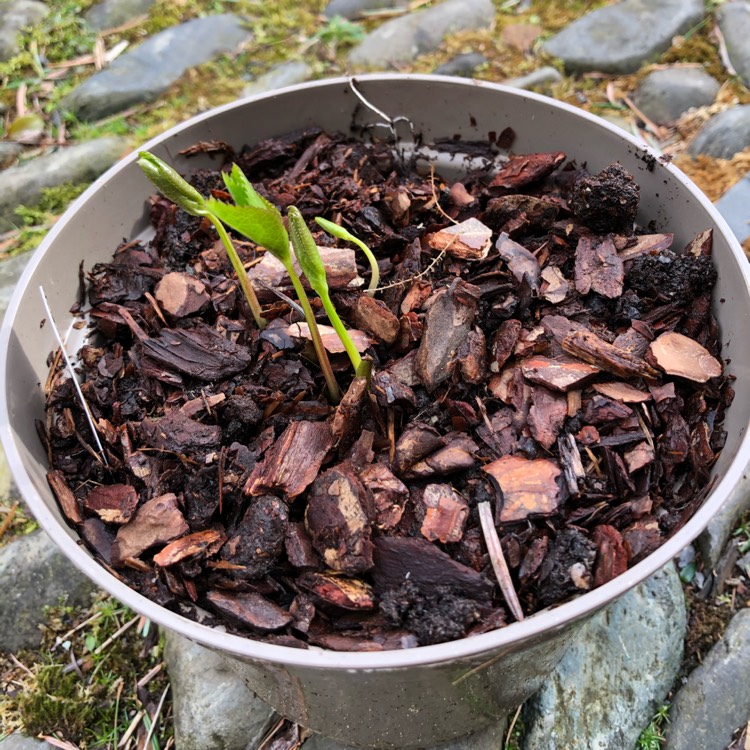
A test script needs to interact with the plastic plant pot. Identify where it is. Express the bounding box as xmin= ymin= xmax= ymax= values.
xmin=2 ymin=75 xmax=750 ymax=749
